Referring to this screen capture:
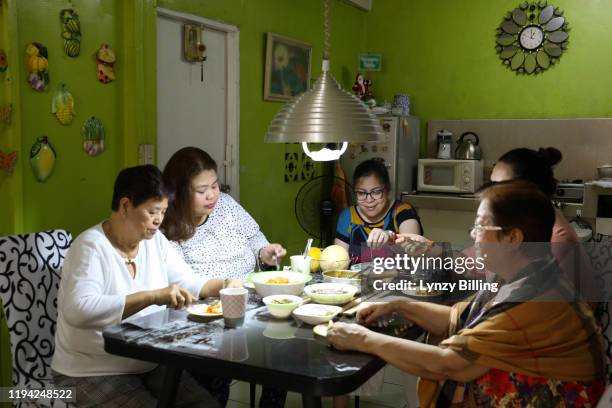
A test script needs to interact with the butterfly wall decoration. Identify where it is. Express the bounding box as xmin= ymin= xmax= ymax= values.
xmin=0 ymin=150 xmax=17 ymax=174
